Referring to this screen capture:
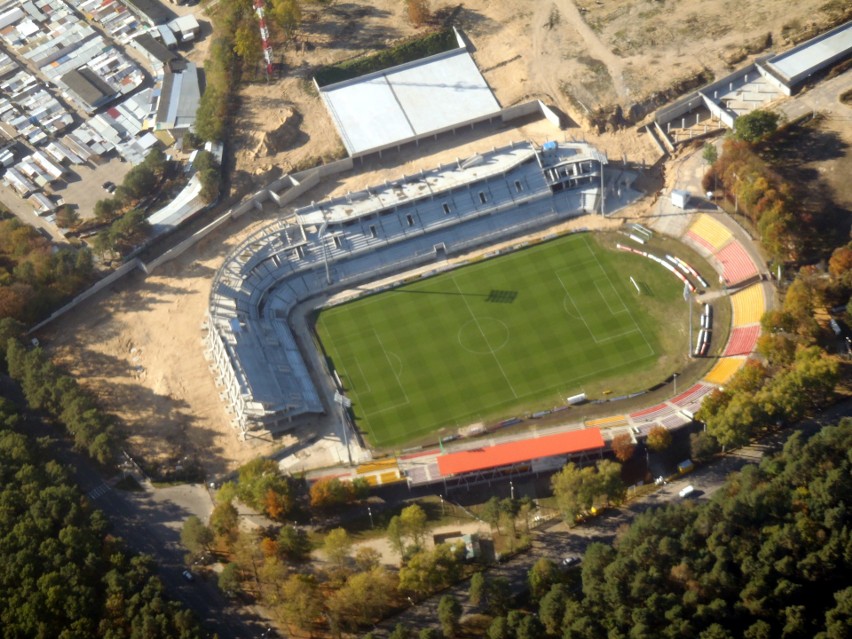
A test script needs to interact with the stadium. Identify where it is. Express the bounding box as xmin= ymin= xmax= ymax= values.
xmin=206 ymin=34 xmax=772 ymax=486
